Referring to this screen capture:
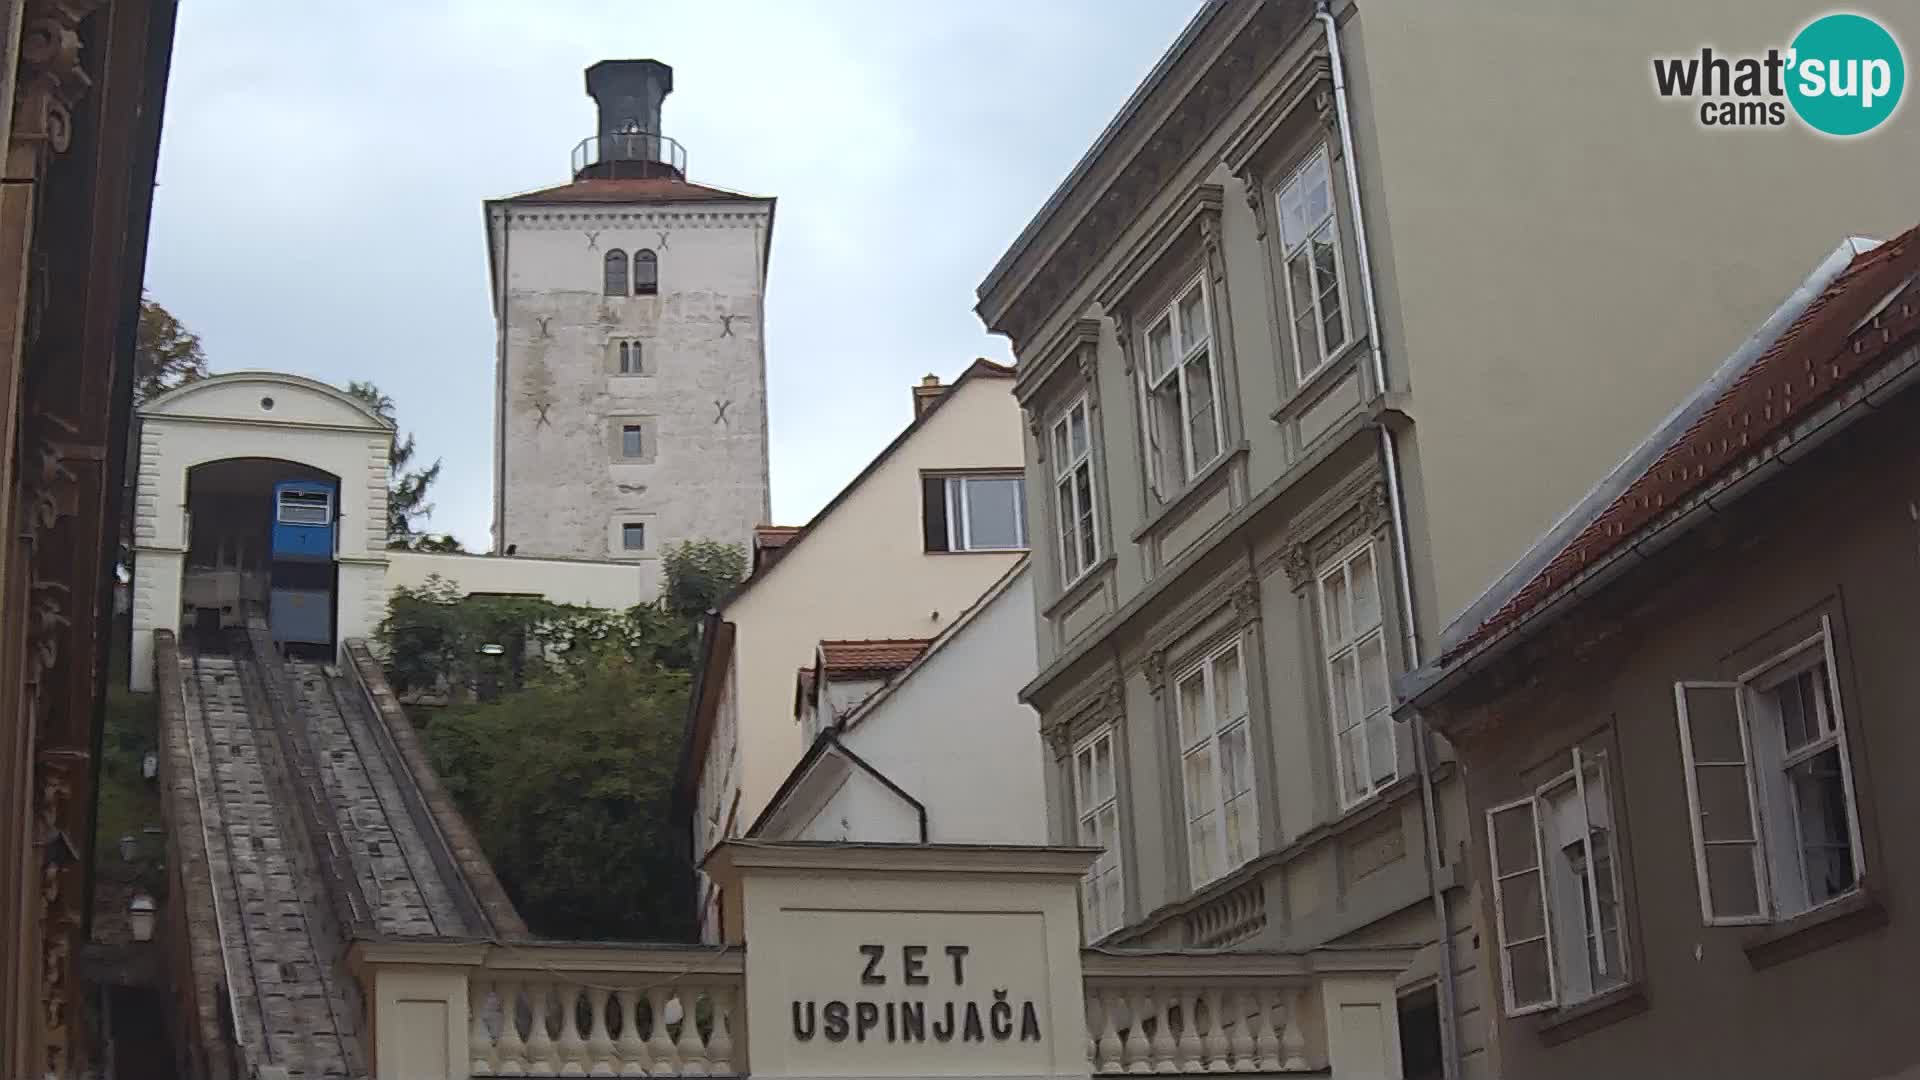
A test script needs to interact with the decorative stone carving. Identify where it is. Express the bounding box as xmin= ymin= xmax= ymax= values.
xmin=1363 ymin=480 xmax=1391 ymax=531
xmin=1112 ymin=309 xmax=1135 ymax=376
xmin=1025 ymin=407 xmax=1044 ymax=457
xmin=1098 ymin=679 xmax=1125 ymax=723
xmin=1279 ymin=542 xmax=1313 ymax=590
xmin=1075 ymin=346 xmax=1100 ymax=407
xmin=1240 ymin=169 xmax=1268 ymax=239
xmin=1042 ymin=722 xmax=1072 ymax=761
xmin=1231 ymin=579 xmax=1261 ymax=626
xmin=11 ymin=0 xmax=106 ymax=160
xmin=1142 ymin=650 xmax=1168 ymax=694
